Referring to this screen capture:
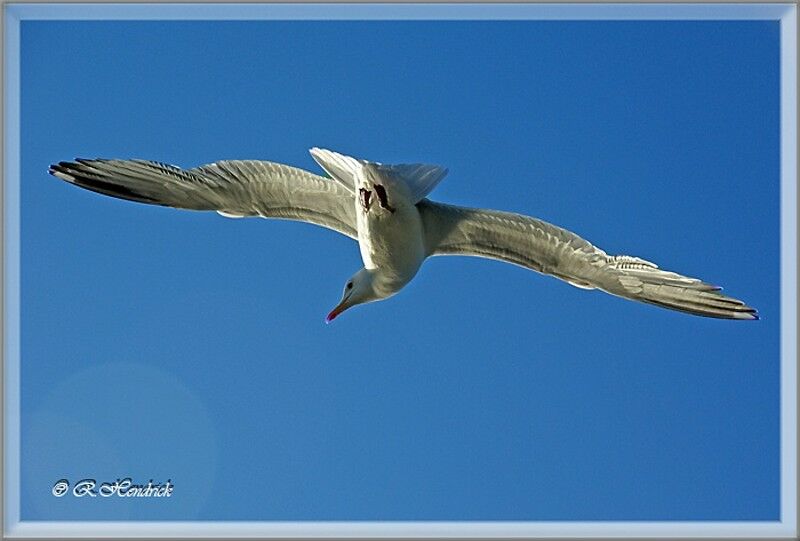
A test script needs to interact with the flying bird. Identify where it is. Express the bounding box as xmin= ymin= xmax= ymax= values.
xmin=49 ymin=148 xmax=758 ymax=322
